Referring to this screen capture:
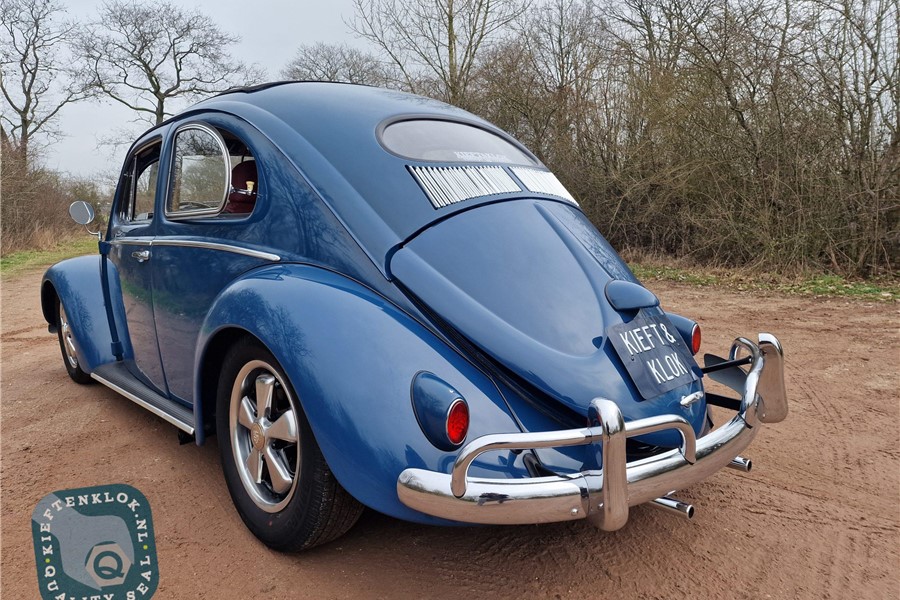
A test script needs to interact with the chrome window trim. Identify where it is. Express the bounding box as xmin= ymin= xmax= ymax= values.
xmin=109 ymin=238 xmax=280 ymax=262
xmin=165 ymin=122 xmax=231 ymax=220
